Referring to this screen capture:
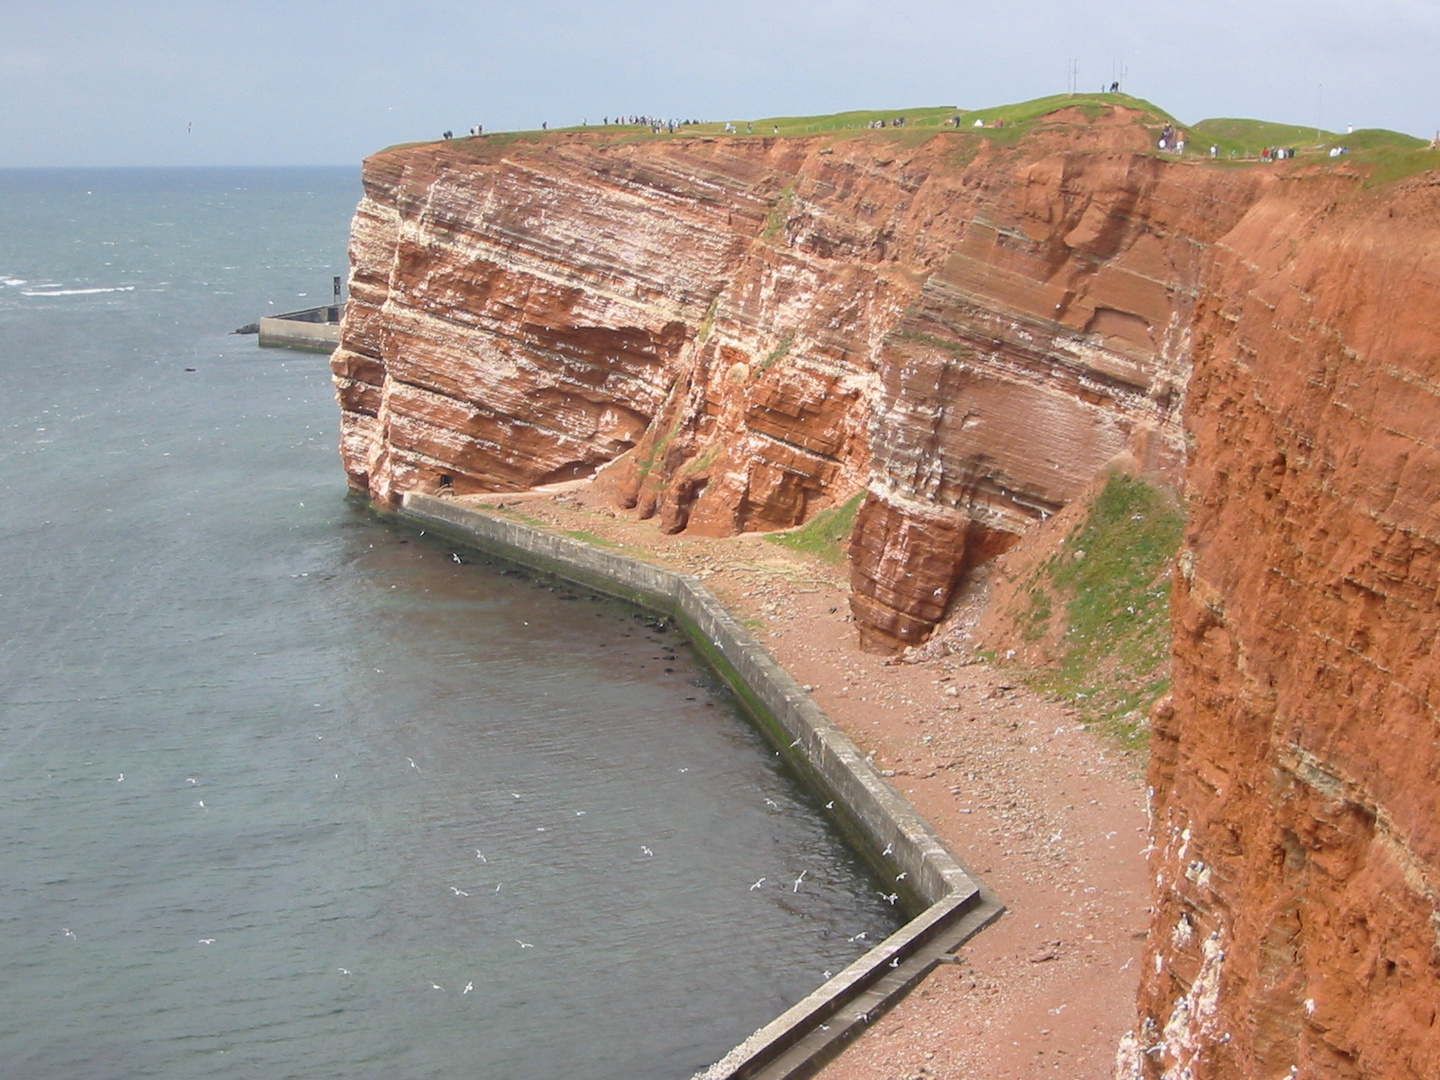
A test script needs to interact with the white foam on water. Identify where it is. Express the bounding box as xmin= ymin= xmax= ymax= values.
xmin=1 ymin=278 xmax=28 ymax=286
xmin=20 ymin=285 xmax=137 ymax=296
